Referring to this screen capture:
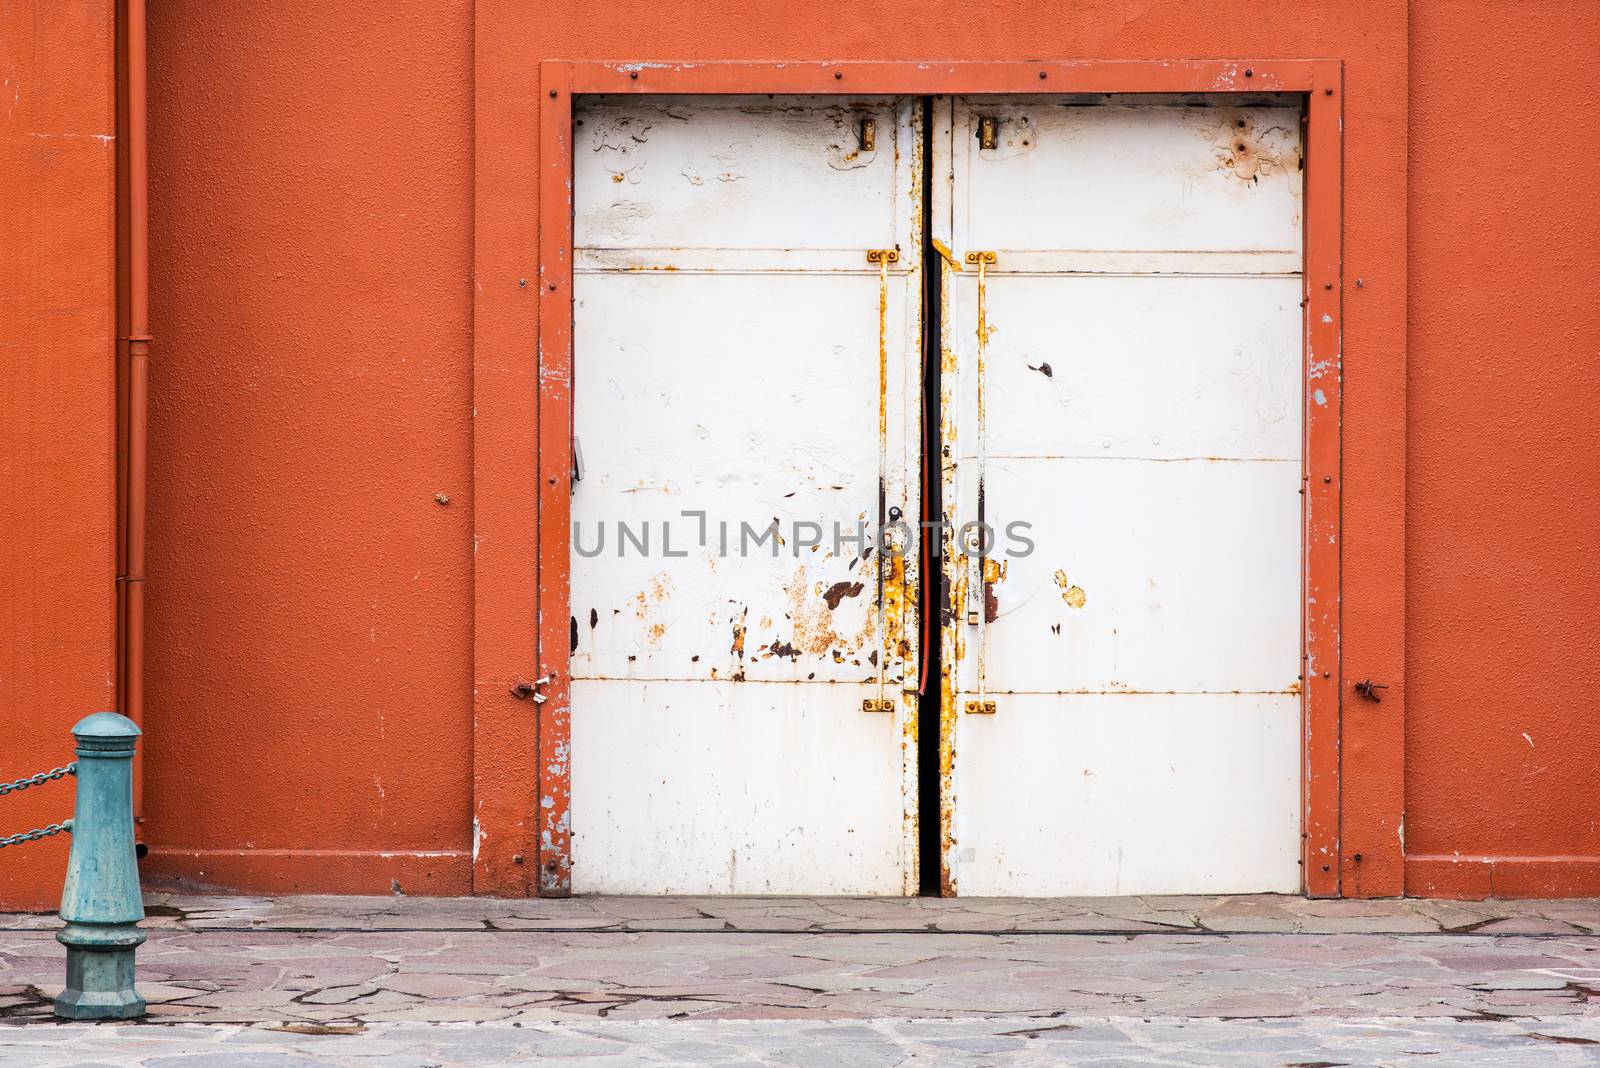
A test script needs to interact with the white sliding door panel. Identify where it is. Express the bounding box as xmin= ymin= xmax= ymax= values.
xmin=936 ymin=95 xmax=1305 ymax=896
xmin=571 ymin=96 xmax=923 ymax=895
